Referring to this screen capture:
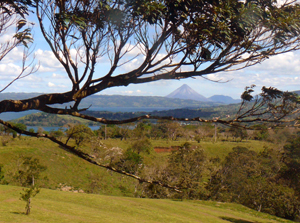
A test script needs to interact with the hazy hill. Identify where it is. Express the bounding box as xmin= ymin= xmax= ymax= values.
xmin=292 ymin=90 xmax=300 ymax=95
xmin=83 ymin=94 xmax=218 ymax=108
xmin=0 ymin=92 xmax=42 ymax=101
xmin=209 ymin=95 xmax=241 ymax=104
